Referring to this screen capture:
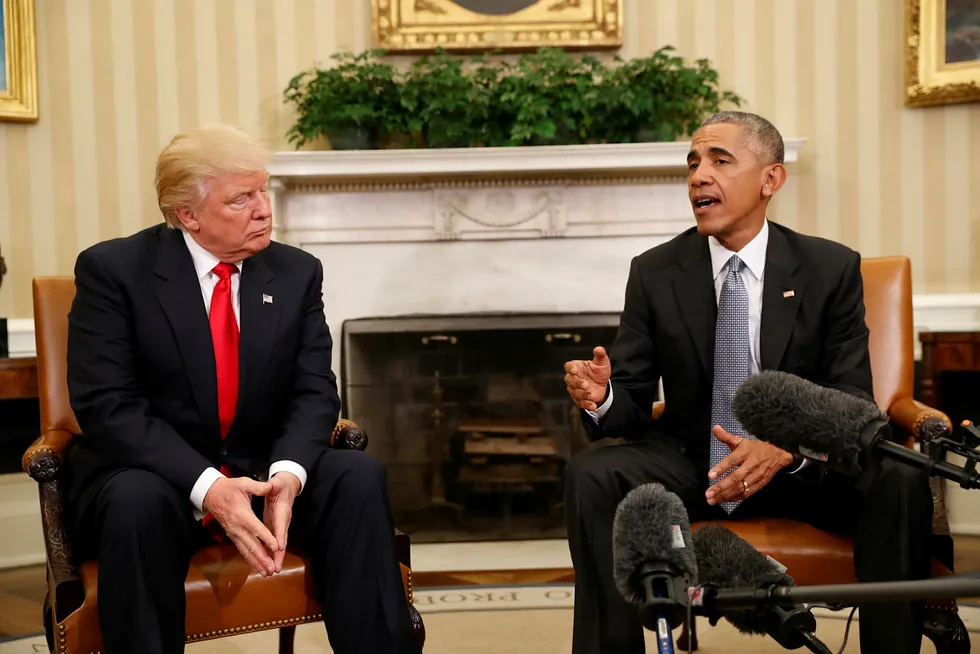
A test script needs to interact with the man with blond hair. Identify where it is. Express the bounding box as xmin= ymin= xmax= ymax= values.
xmin=64 ymin=124 xmax=420 ymax=654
